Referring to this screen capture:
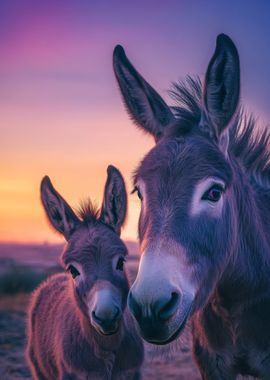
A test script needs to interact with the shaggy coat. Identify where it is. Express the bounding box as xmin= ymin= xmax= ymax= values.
xmin=113 ymin=34 xmax=270 ymax=379
xmin=27 ymin=166 xmax=144 ymax=380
